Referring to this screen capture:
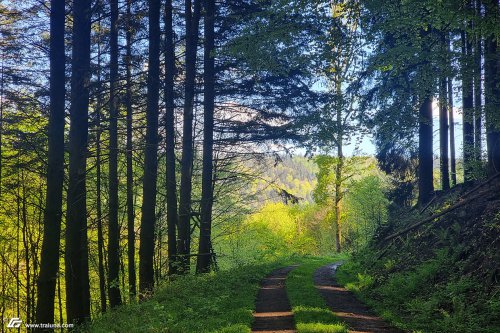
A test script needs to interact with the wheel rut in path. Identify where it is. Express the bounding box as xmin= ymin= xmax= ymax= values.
xmin=251 ymin=265 xmax=298 ymax=333
xmin=314 ymin=263 xmax=405 ymax=333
